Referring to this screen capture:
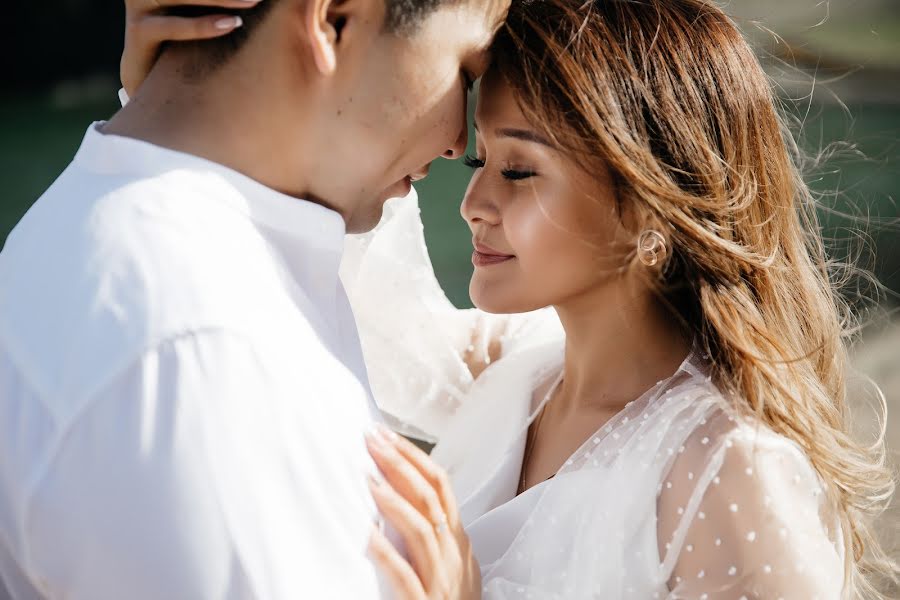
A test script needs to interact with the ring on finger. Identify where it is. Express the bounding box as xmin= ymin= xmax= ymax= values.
xmin=433 ymin=513 xmax=449 ymax=534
